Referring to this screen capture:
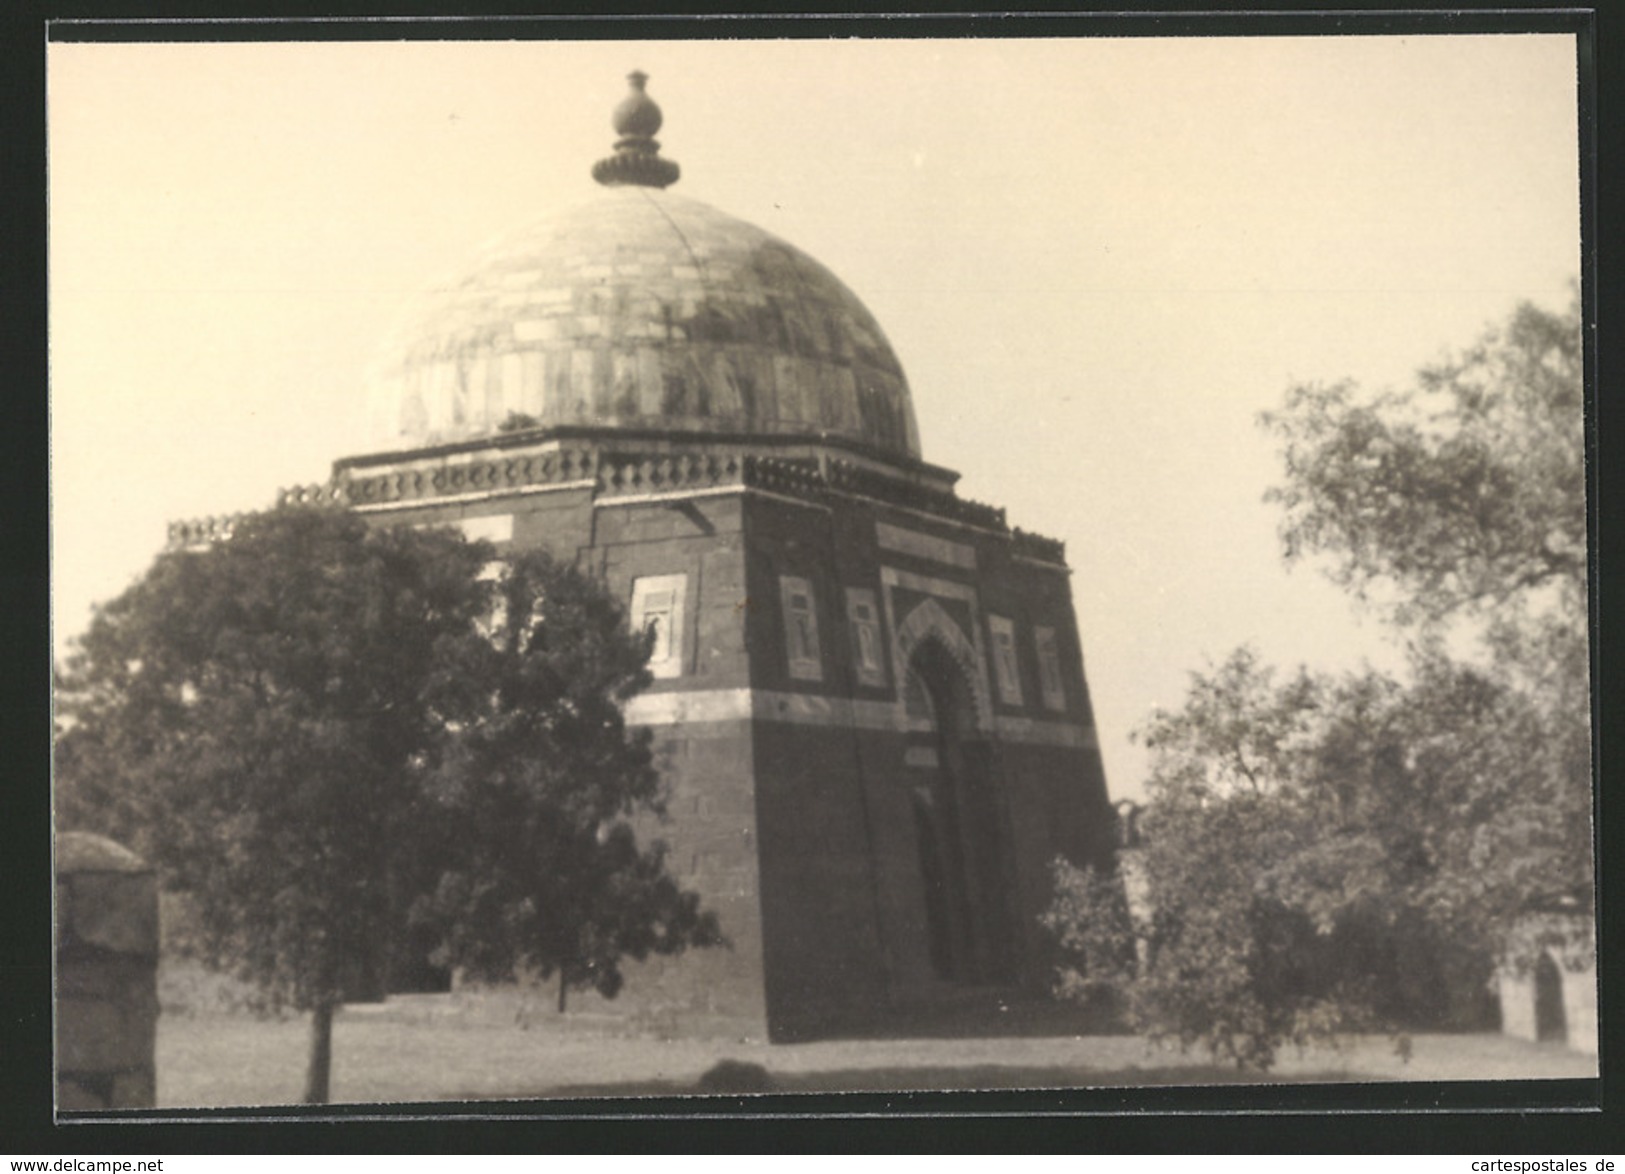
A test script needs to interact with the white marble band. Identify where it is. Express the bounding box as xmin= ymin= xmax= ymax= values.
xmin=623 ymin=687 xmax=1097 ymax=750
